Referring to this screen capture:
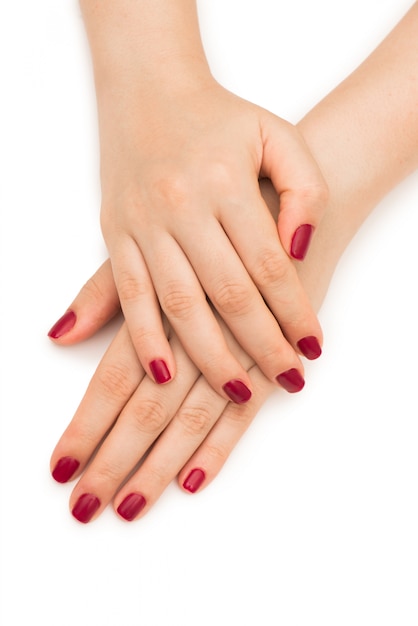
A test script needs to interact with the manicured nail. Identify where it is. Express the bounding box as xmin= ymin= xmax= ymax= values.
xmin=52 ymin=456 xmax=80 ymax=484
xmin=297 ymin=336 xmax=322 ymax=360
xmin=117 ymin=493 xmax=146 ymax=522
xmin=276 ymin=368 xmax=305 ymax=393
xmin=222 ymin=380 xmax=252 ymax=404
xmin=183 ymin=469 xmax=206 ymax=493
xmin=48 ymin=310 xmax=76 ymax=339
xmin=72 ymin=494 xmax=101 ymax=524
xmin=149 ymin=359 xmax=171 ymax=384
xmin=290 ymin=224 xmax=314 ymax=260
